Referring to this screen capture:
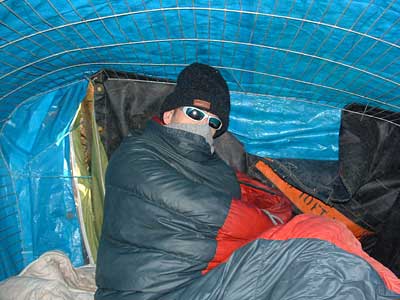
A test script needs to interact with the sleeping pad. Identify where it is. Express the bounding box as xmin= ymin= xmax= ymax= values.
xmin=95 ymin=120 xmax=399 ymax=299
